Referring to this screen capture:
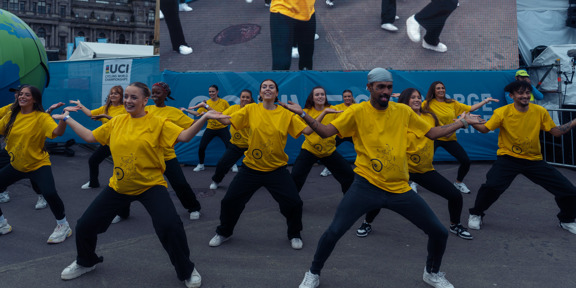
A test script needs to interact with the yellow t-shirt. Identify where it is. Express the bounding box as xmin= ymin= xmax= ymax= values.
xmin=198 ymin=98 xmax=230 ymax=130
xmin=91 ymin=105 xmax=127 ymax=123
xmin=146 ymin=105 xmax=194 ymax=160
xmin=331 ymin=102 xmax=432 ymax=193
xmin=92 ymin=113 xmax=183 ymax=195
xmin=230 ymin=103 xmax=307 ymax=172
xmin=423 ymin=99 xmax=470 ymax=141
xmin=0 ymin=104 xmax=12 ymax=120
xmin=270 ymin=0 xmax=315 ymax=21
xmin=0 ymin=111 xmax=57 ymax=172
xmin=333 ymin=103 xmax=353 ymax=112
xmin=484 ymin=104 xmax=556 ymax=161
xmin=407 ymin=113 xmax=436 ymax=174
xmin=224 ymin=104 xmax=250 ymax=149
xmin=301 ymin=106 xmax=338 ymax=158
